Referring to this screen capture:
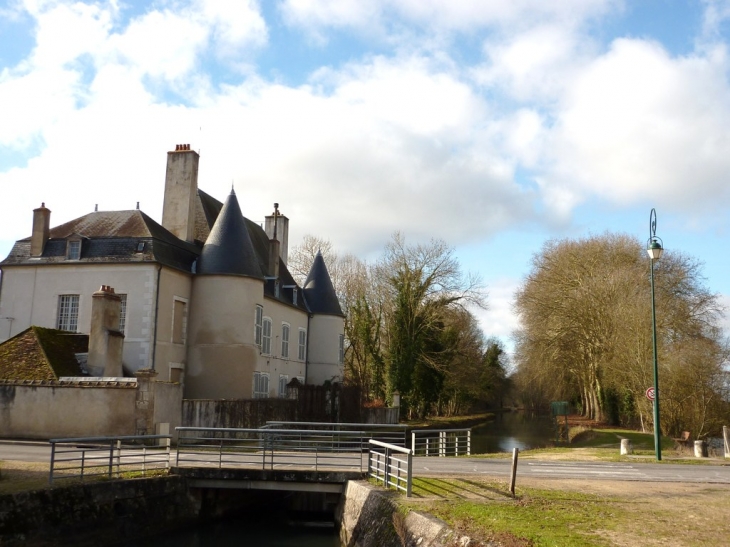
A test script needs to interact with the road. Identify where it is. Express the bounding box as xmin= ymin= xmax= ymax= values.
xmin=2 ymin=440 xmax=728 ymax=484
xmin=413 ymin=456 xmax=730 ymax=483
